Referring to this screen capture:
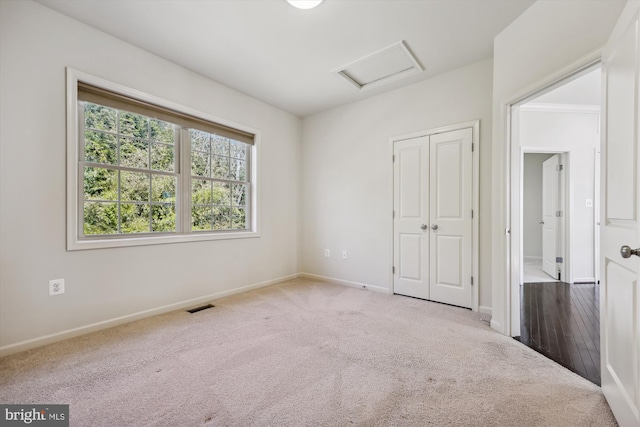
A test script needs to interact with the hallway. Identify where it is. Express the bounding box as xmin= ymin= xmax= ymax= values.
xmin=519 ymin=281 xmax=600 ymax=385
